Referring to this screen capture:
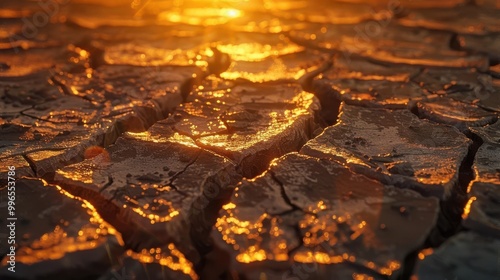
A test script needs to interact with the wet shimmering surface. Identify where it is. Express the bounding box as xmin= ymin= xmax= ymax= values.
xmin=1 ymin=0 xmax=500 ymax=279
xmin=215 ymin=153 xmax=439 ymax=278
xmin=163 ymin=82 xmax=320 ymax=177
xmin=0 ymin=179 xmax=123 ymax=278
xmin=302 ymin=104 xmax=471 ymax=198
